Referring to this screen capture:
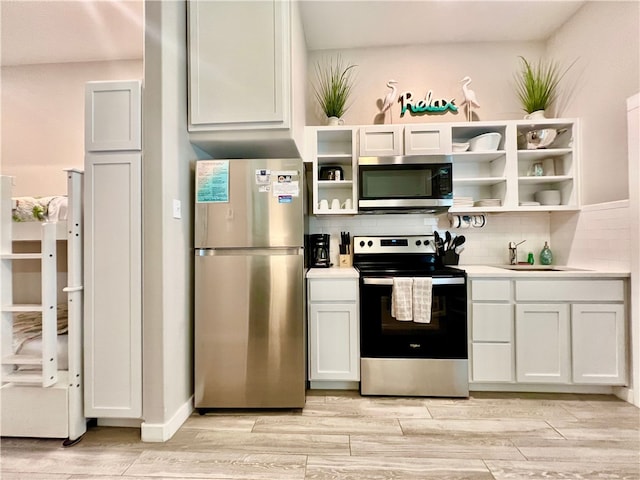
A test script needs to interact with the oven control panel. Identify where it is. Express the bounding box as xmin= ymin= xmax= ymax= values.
xmin=353 ymin=235 xmax=436 ymax=254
